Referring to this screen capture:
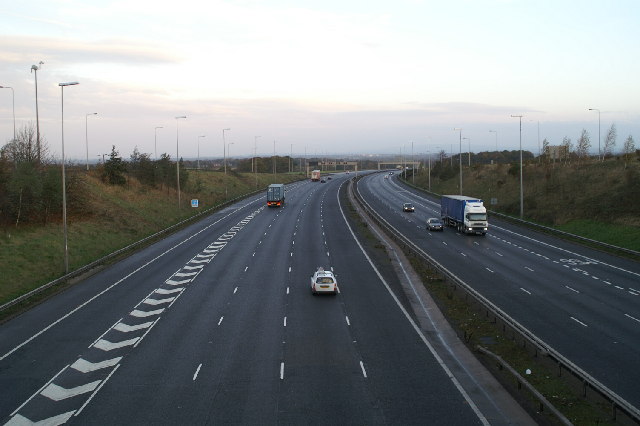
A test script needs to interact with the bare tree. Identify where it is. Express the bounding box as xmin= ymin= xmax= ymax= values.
xmin=1 ymin=122 xmax=50 ymax=165
xmin=542 ymin=138 xmax=550 ymax=163
xmin=623 ymin=135 xmax=636 ymax=168
xmin=603 ymin=123 xmax=617 ymax=159
xmin=576 ymin=129 xmax=591 ymax=161
xmin=561 ymin=136 xmax=572 ymax=164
